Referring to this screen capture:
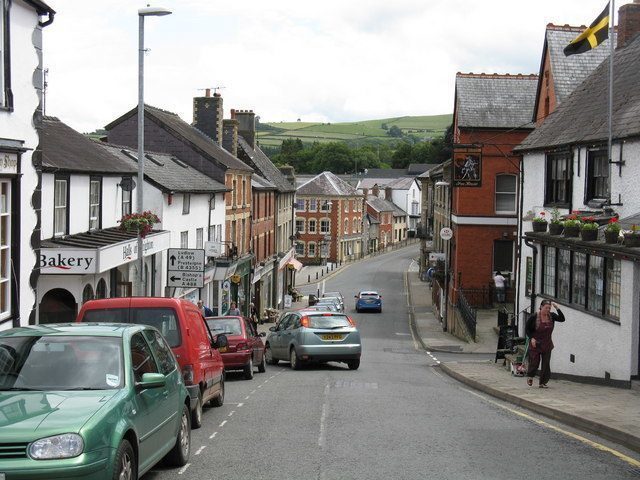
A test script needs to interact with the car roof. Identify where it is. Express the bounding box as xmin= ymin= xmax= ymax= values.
xmin=81 ymin=297 xmax=189 ymax=309
xmin=0 ymin=323 xmax=146 ymax=338
xmin=323 ymin=291 xmax=343 ymax=296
